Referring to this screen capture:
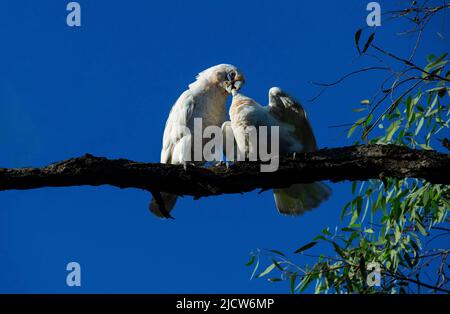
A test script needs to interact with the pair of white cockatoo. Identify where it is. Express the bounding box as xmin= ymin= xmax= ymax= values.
xmin=150 ymin=64 xmax=331 ymax=218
